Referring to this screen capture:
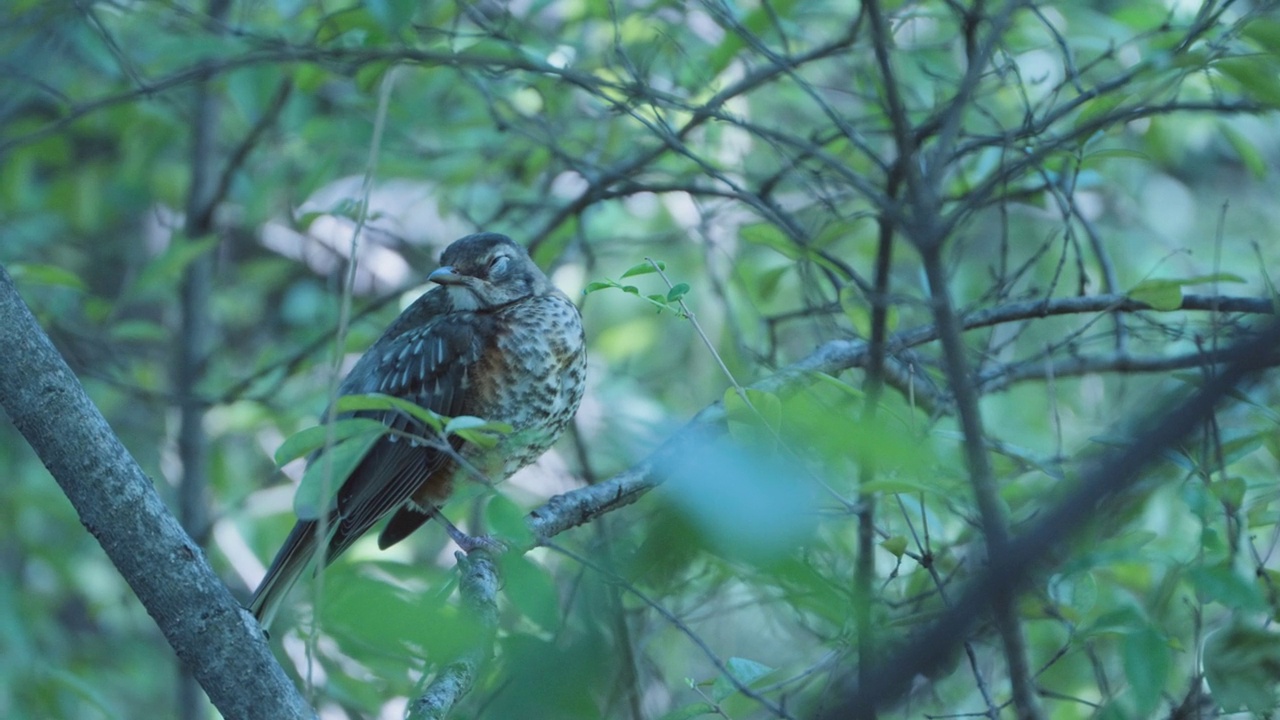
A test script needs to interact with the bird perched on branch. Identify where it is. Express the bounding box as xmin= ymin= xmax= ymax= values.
xmin=249 ymin=232 xmax=586 ymax=629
